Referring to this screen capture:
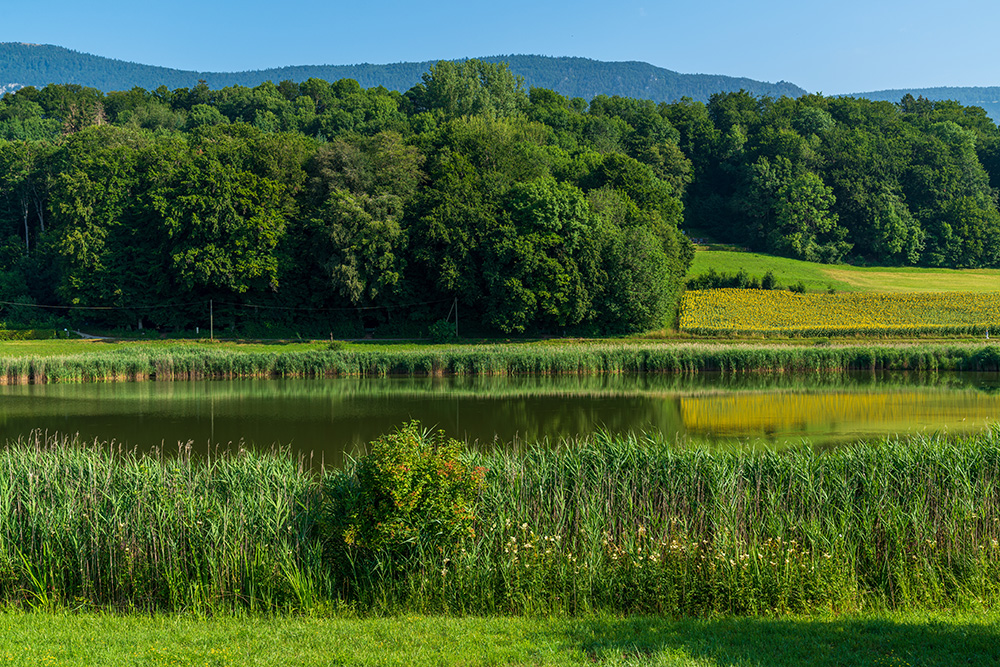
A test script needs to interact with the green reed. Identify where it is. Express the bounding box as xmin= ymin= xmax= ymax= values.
xmin=447 ymin=431 xmax=1000 ymax=615
xmin=0 ymin=433 xmax=329 ymax=613
xmin=320 ymin=428 xmax=1000 ymax=615
xmin=4 ymin=341 xmax=1000 ymax=384
xmin=2 ymin=428 xmax=1000 ymax=615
